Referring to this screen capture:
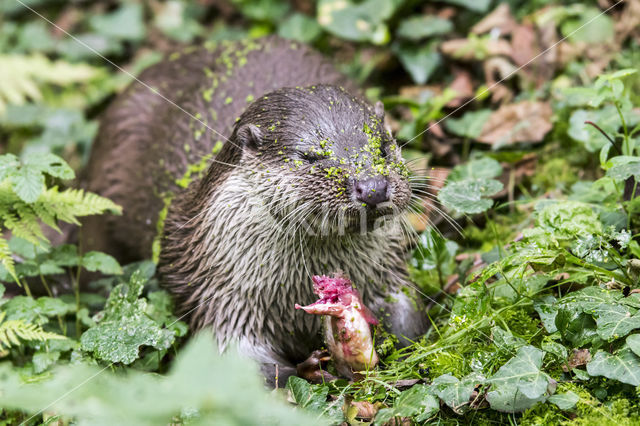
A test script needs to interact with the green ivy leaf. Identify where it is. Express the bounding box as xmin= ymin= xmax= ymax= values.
xmin=548 ymin=391 xmax=579 ymax=410
xmin=431 ymin=373 xmax=481 ymax=414
xmin=486 ymin=346 xmax=553 ymax=413
xmin=534 ymin=295 xmax=558 ymax=333
xmin=374 ymin=384 xmax=439 ymax=424
xmin=593 ymin=303 xmax=640 ymax=341
xmin=438 ymin=178 xmax=503 ymax=214
xmin=626 ymin=334 xmax=640 ymax=357
xmin=587 ymin=347 xmax=640 ymax=386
